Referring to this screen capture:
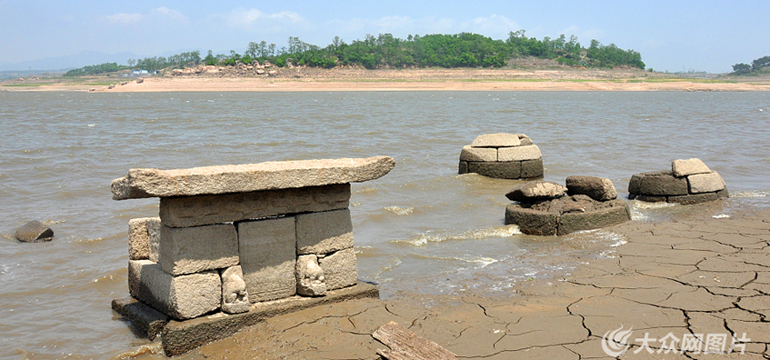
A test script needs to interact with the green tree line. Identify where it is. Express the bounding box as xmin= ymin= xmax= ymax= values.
xmin=64 ymin=51 xmax=203 ymax=76
xmin=224 ymin=31 xmax=644 ymax=70
xmin=64 ymin=62 xmax=128 ymax=76
xmin=732 ymin=55 xmax=770 ymax=75
xmin=65 ymin=31 xmax=646 ymax=75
